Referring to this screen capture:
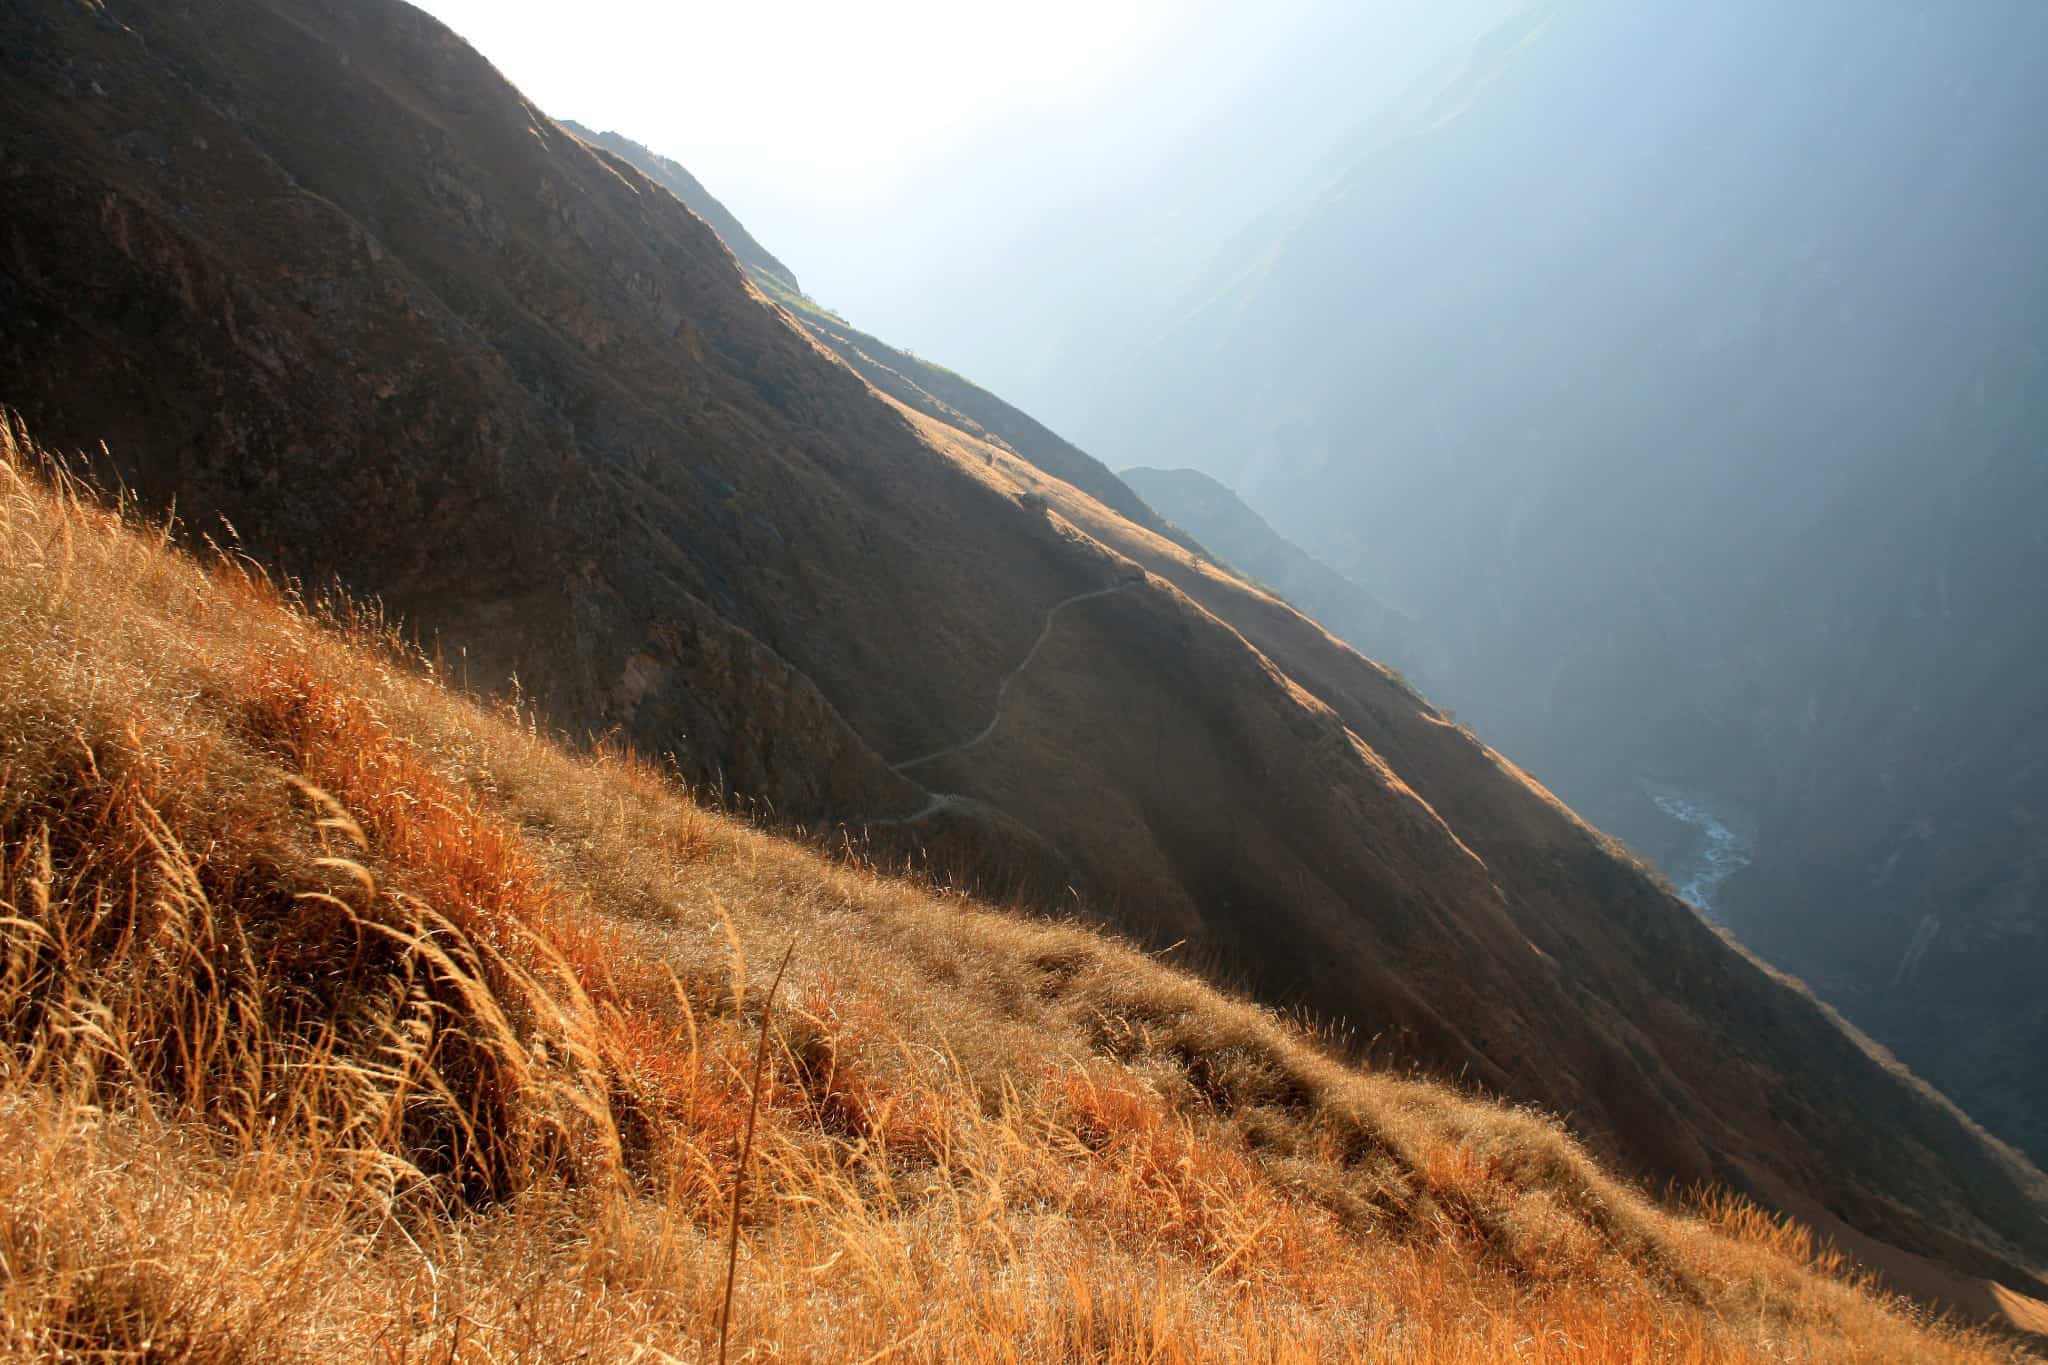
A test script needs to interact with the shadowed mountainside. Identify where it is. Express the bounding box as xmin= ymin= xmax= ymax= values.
xmin=557 ymin=123 xmax=1205 ymax=556
xmin=1073 ymin=0 xmax=2048 ymax=1172
xmin=2 ymin=0 xmax=2047 ymax=1321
